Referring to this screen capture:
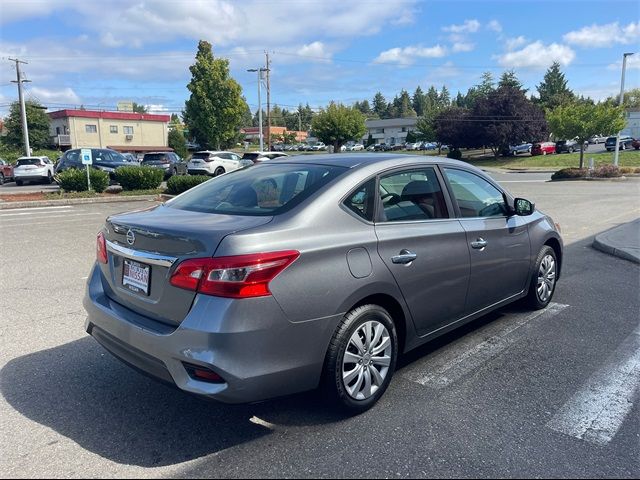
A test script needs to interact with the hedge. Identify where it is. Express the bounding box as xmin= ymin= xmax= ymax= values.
xmin=166 ymin=175 xmax=211 ymax=195
xmin=446 ymin=148 xmax=463 ymax=160
xmin=55 ymin=168 xmax=109 ymax=193
xmin=114 ymin=166 xmax=164 ymax=191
